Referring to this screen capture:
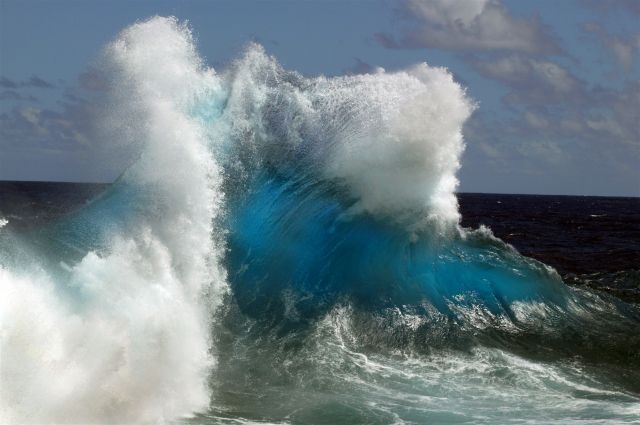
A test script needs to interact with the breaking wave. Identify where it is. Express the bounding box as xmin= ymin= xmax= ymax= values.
xmin=1 ymin=17 xmax=638 ymax=424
